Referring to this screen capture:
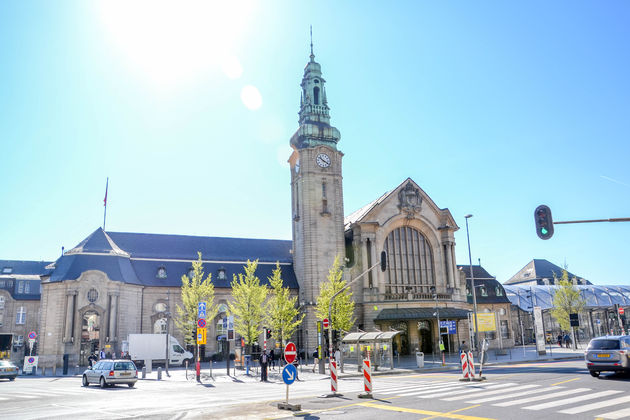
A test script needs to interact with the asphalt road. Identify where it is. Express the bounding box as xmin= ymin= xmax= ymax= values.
xmin=2 ymin=361 xmax=630 ymax=419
